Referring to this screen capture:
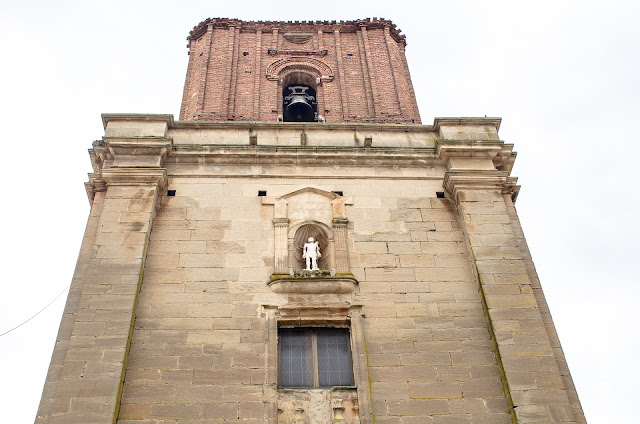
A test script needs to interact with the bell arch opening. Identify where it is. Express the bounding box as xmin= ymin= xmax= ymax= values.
xmin=293 ymin=223 xmax=329 ymax=271
xmin=282 ymin=72 xmax=318 ymax=122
